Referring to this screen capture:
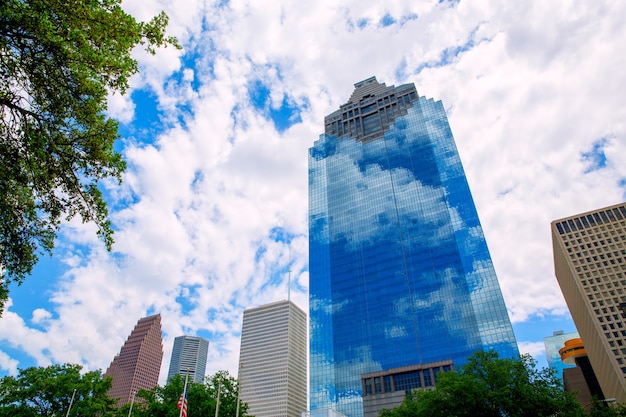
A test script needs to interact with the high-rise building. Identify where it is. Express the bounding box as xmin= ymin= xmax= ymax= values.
xmin=104 ymin=314 xmax=163 ymax=405
xmin=238 ymin=300 xmax=307 ymax=417
xmin=309 ymin=77 xmax=519 ymax=417
xmin=559 ymin=337 xmax=604 ymax=409
xmin=167 ymin=335 xmax=209 ymax=383
xmin=361 ymin=359 xmax=453 ymax=417
xmin=552 ymin=202 xmax=626 ymax=403
xmin=544 ymin=330 xmax=578 ymax=382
